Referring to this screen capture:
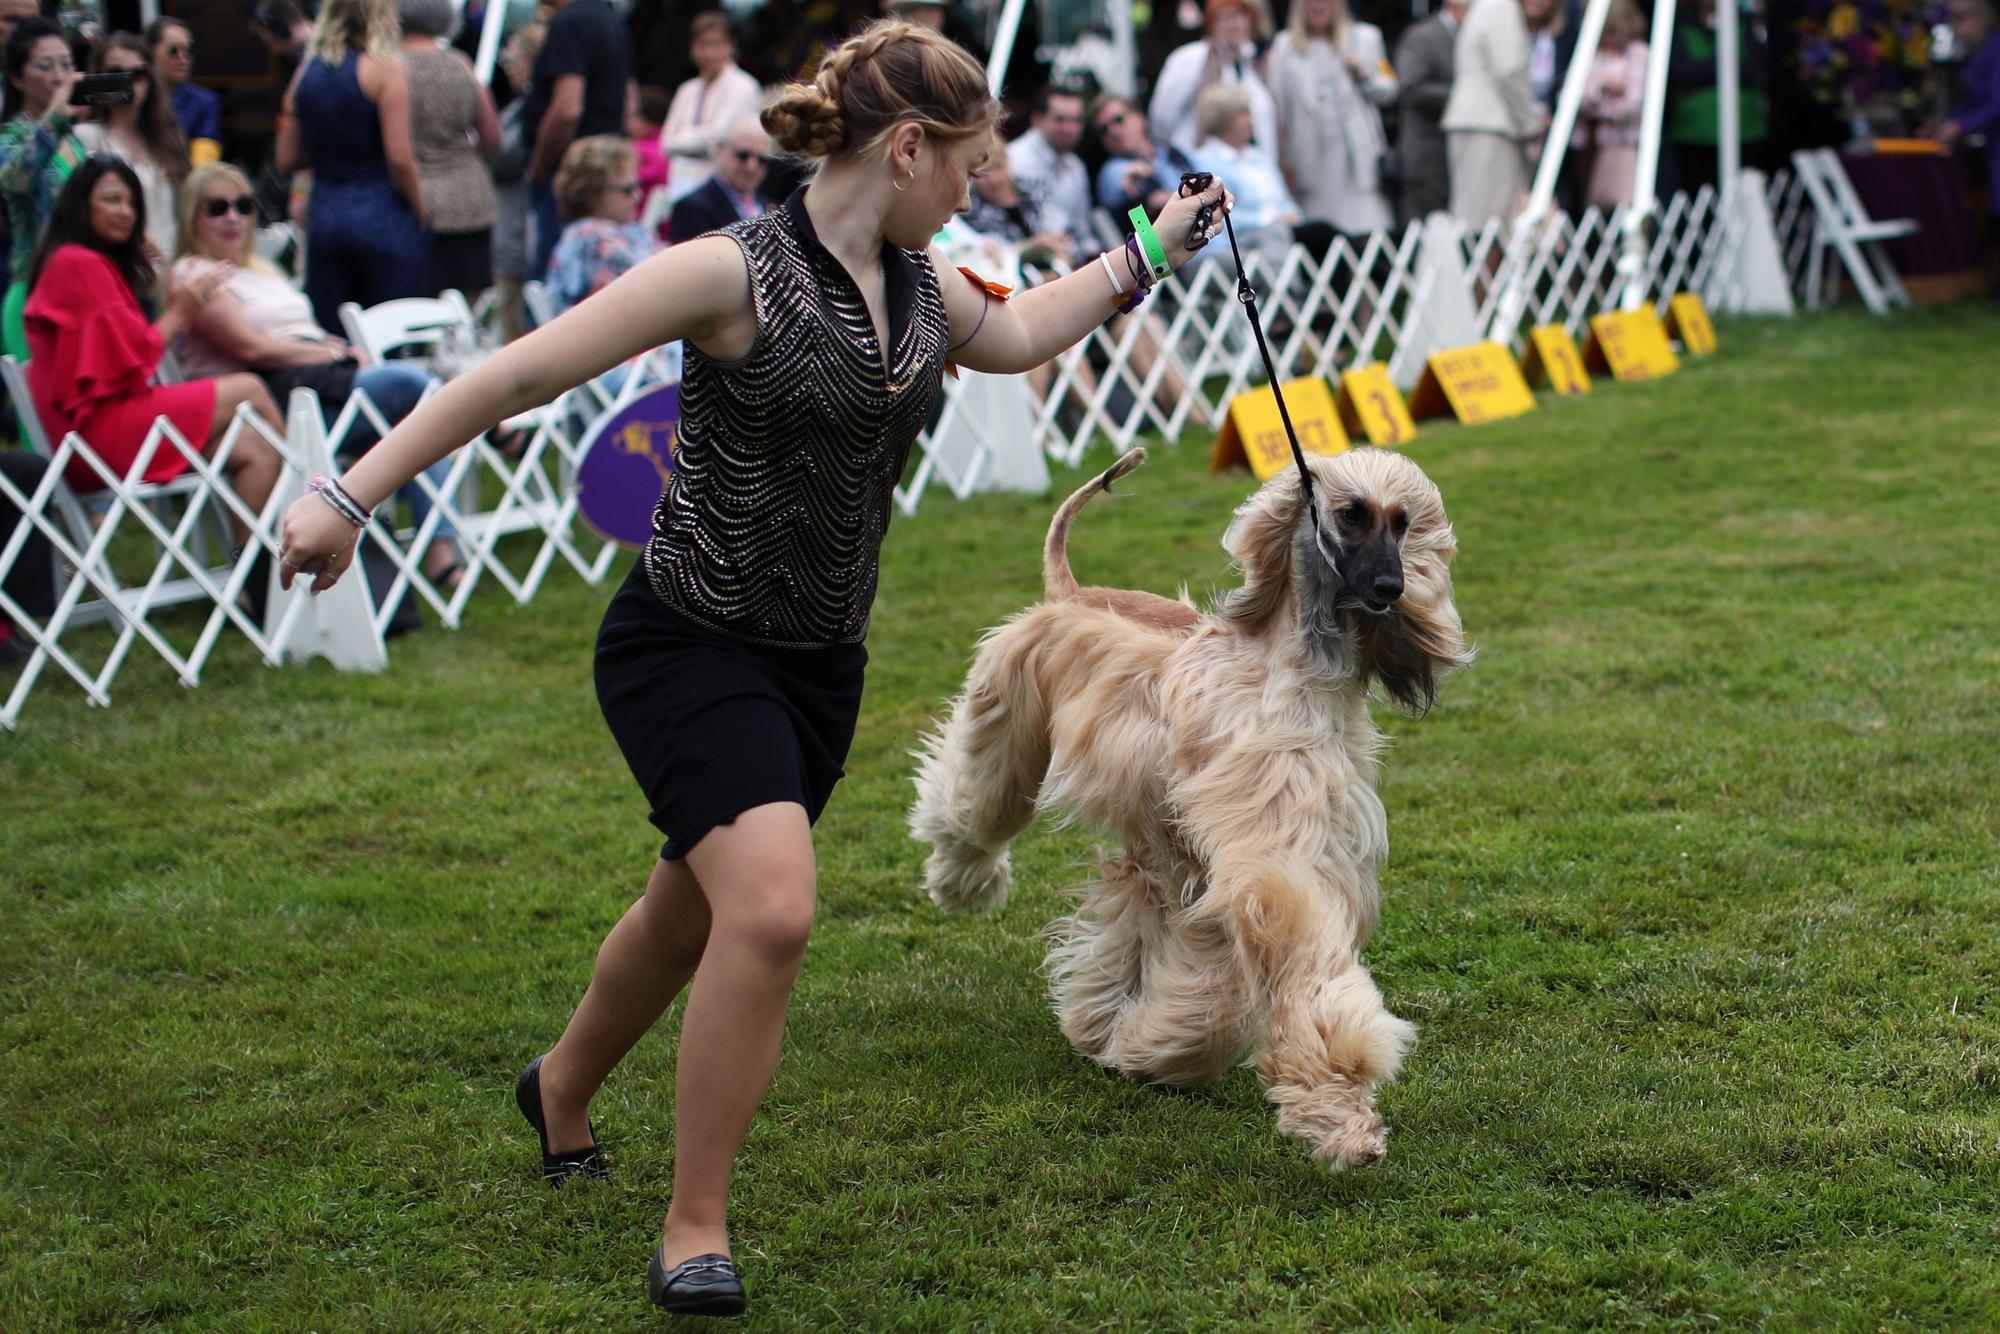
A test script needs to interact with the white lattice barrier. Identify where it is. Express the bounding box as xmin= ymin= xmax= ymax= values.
xmin=892 ymin=179 xmax=1820 ymax=513
xmin=0 ymin=404 xmax=320 ymax=730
